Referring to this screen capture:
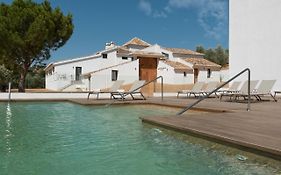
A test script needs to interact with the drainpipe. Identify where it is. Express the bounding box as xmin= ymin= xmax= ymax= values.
xmin=88 ymin=75 xmax=91 ymax=91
